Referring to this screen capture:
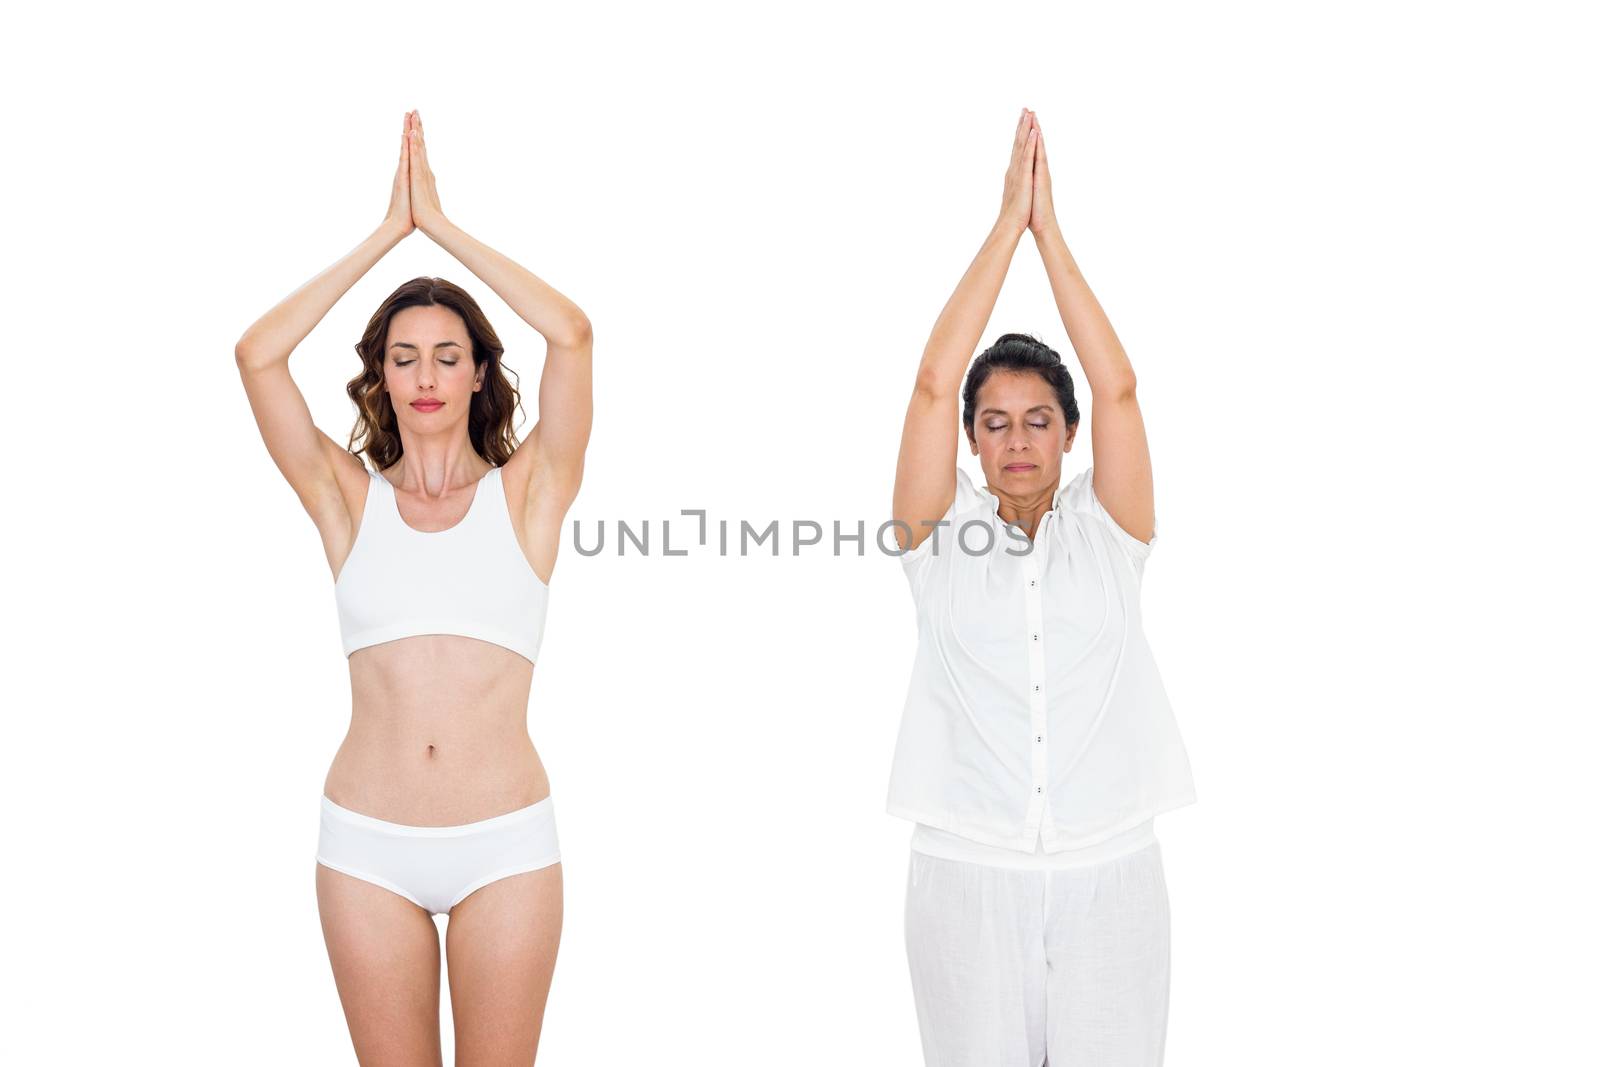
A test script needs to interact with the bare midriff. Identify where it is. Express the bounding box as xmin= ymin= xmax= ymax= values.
xmin=323 ymin=633 xmax=549 ymax=826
